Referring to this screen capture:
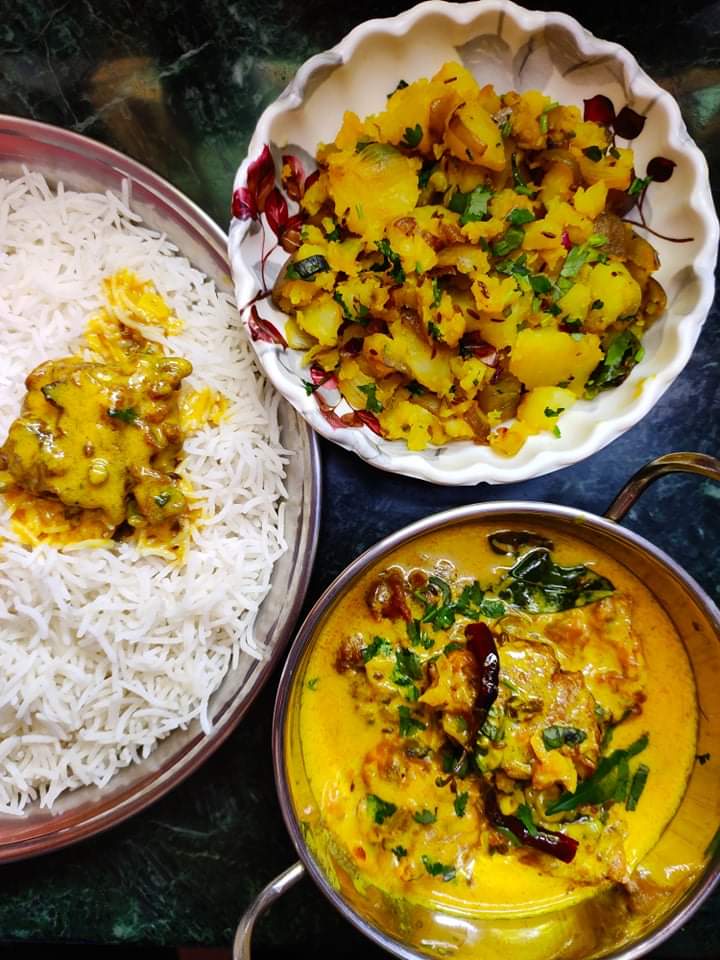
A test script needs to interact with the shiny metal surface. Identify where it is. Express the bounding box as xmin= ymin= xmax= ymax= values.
xmin=0 ymin=115 xmax=322 ymax=861
xmin=254 ymin=454 xmax=720 ymax=960
xmin=233 ymin=861 xmax=306 ymax=960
